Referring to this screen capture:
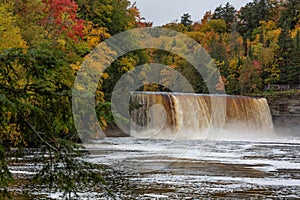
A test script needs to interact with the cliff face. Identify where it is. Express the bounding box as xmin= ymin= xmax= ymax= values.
xmin=264 ymin=91 xmax=300 ymax=136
